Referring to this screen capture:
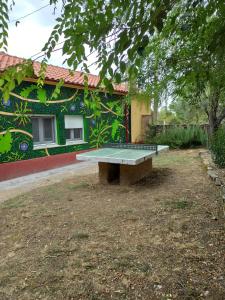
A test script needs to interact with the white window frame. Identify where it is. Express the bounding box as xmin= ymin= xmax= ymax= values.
xmin=66 ymin=128 xmax=83 ymax=141
xmin=31 ymin=115 xmax=56 ymax=146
